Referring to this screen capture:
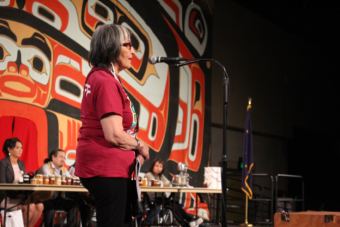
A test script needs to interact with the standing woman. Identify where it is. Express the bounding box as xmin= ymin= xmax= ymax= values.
xmin=75 ymin=24 xmax=149 ymax=227
xmin=0 ymin=137 xmax=44 ymax=227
